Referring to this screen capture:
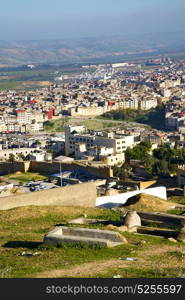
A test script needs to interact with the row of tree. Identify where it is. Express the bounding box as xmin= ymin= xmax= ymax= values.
xmin=101 ymin=105 xmax=166 ymax=130
xmin=114 ymin=142 xmax=185 ymax=179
